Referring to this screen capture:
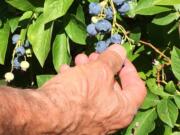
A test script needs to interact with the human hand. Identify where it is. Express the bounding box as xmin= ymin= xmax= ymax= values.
xmin=40 ymin=44 xmax=146 ymax=135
